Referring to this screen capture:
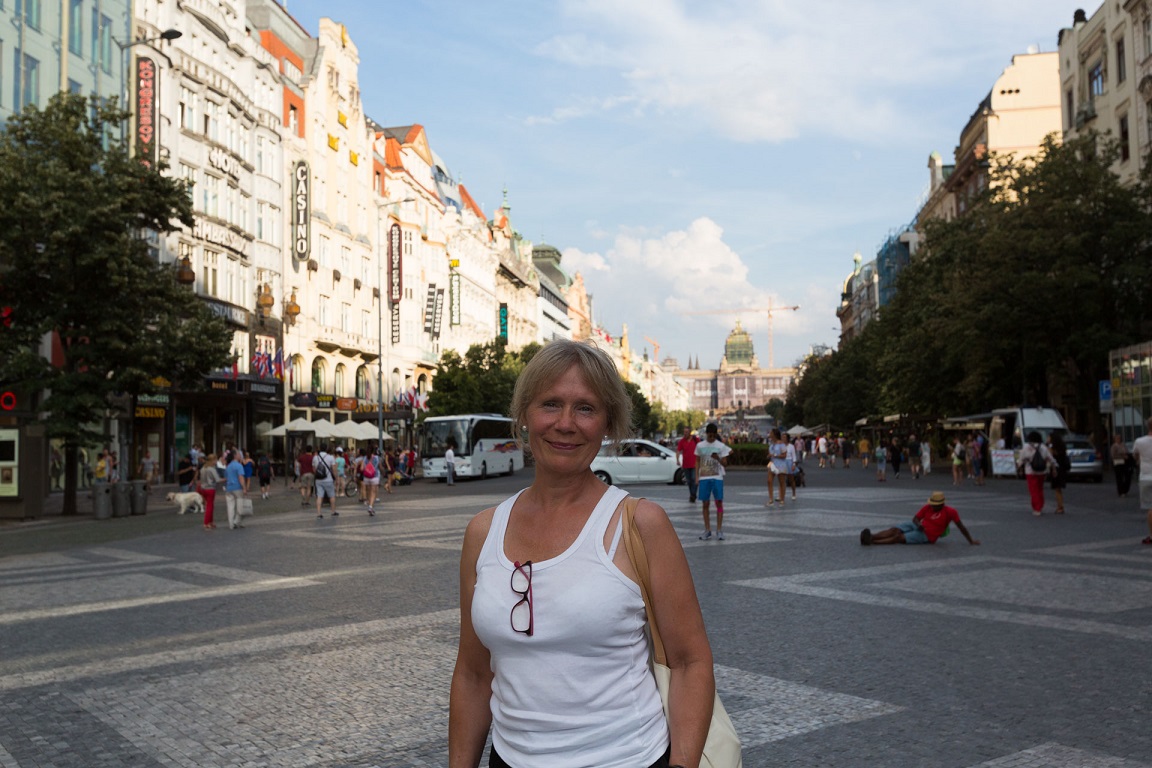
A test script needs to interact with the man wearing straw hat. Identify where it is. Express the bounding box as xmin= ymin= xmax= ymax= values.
xmin=860 ymin=491 xmax=981 ymax=546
